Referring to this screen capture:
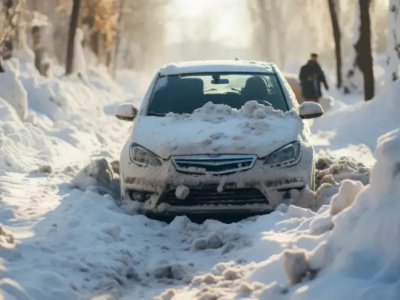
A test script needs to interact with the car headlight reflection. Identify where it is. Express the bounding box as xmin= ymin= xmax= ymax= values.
xmin=129 ymin=145 xmax=162 ymax=166
xmin=264 ymin=141 xmax=301 ymax=166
